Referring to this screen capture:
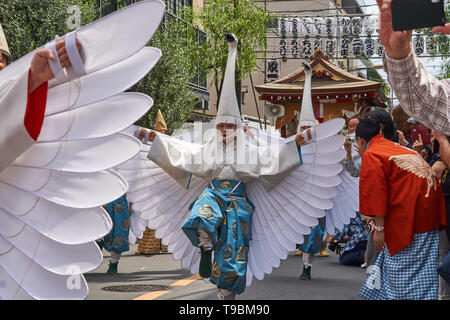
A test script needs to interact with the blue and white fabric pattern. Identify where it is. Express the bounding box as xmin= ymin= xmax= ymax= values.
xmin=360 ymin=229 xmax=440 ymax=300
xmin=333 ymin=213 xmax=368 ymax=253
xmin=104 ymin=195 xmax=131 ymax=254
xmin=182 ymin=179 xmax=255 ymax=295
xmin=297 ymin=216 xmax=326 ymax=255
